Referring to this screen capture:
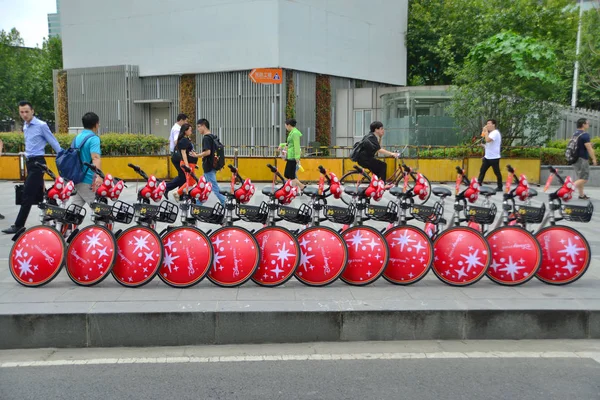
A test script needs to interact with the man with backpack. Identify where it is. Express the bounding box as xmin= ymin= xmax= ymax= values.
xmin=570 ymin=118 xmax=597 ymax=200
xmin=3 ymin=101 xmax=62 ymax=234
xmin=351 ymin=121 xmax=399 ymax=182
xmin=197 ymin=118 xmax=225 ymax=205
xmin=69 ymin=112 xmax=103 ymax=208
